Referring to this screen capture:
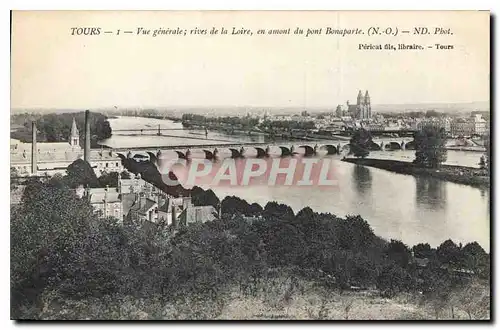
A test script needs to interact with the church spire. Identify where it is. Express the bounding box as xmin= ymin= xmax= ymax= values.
xmin=70 ymin=118 xmax=80 ymax=147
